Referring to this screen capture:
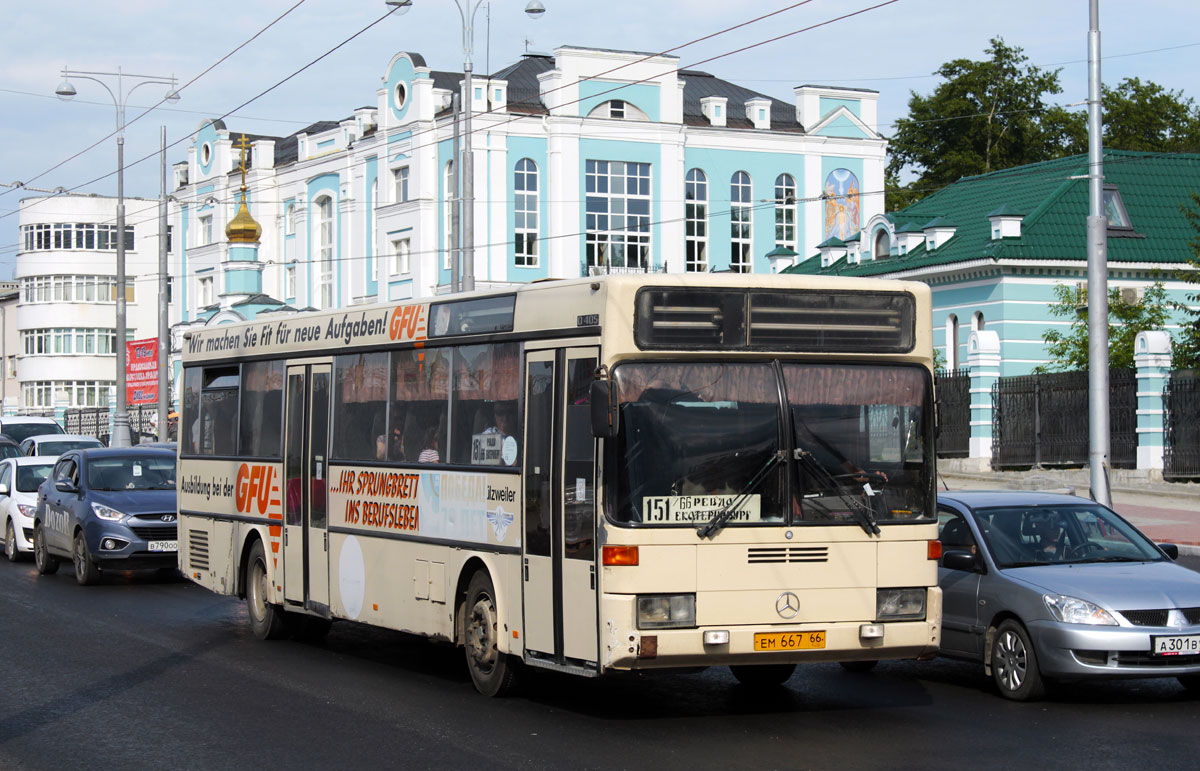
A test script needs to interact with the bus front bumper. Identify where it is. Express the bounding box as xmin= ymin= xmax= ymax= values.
xmin=602 ymin=591 xmax=941 ymax=670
